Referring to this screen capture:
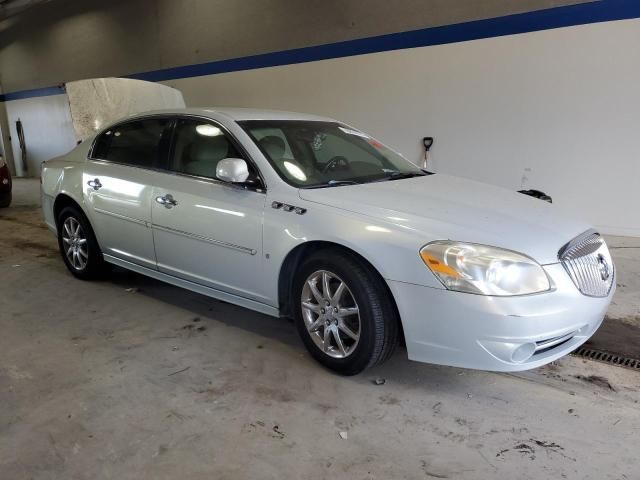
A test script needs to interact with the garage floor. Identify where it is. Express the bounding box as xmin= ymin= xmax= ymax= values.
xmin=2 ymin=179 xmax=639 ymax=479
